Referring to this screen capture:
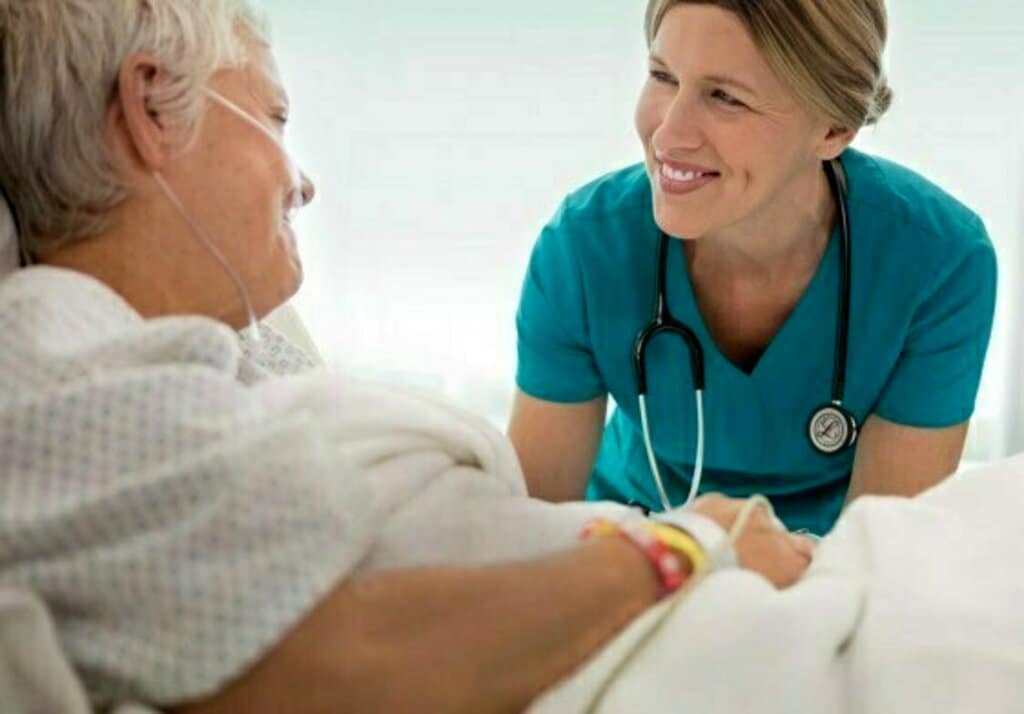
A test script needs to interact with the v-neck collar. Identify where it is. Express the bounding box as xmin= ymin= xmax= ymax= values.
xmin=667 ymin=224 xmax=842 ymax=380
